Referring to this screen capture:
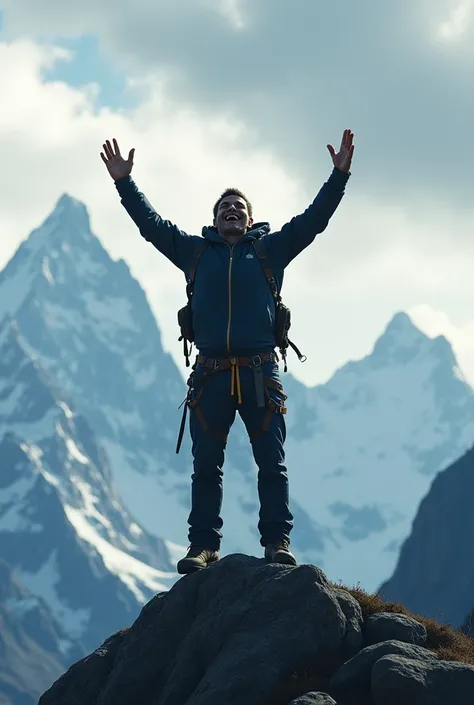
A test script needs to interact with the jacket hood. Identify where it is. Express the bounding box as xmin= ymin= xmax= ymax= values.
xmin=201 ymin=222 xmax=271 ymax=243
